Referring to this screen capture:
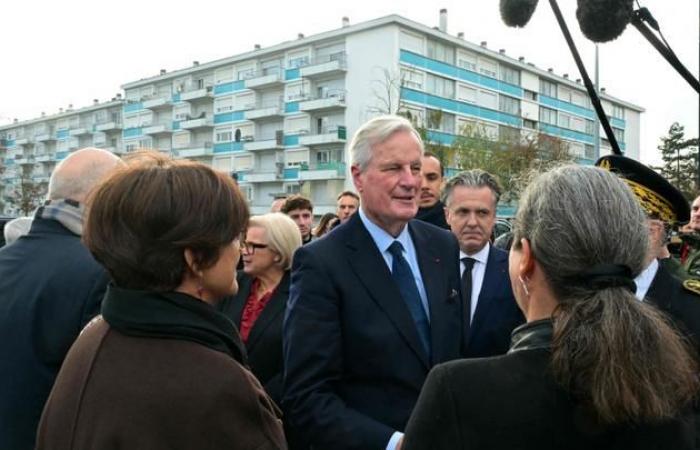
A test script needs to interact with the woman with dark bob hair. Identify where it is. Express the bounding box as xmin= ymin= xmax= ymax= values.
xmin=403 ymin=165 xmax=699 ymax=450
xmin=36 ymin=152 xmax=287 ymax=450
